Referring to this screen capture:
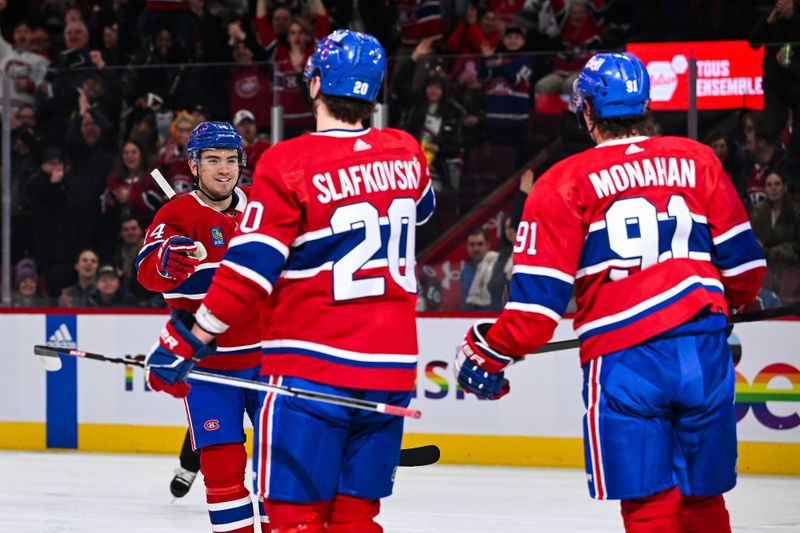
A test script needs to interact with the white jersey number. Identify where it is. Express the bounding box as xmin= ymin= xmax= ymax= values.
xmin=331 ymin=198 xmax=417 ymax=301
xmin=606 ymin=195 xmax=693 ymax=279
